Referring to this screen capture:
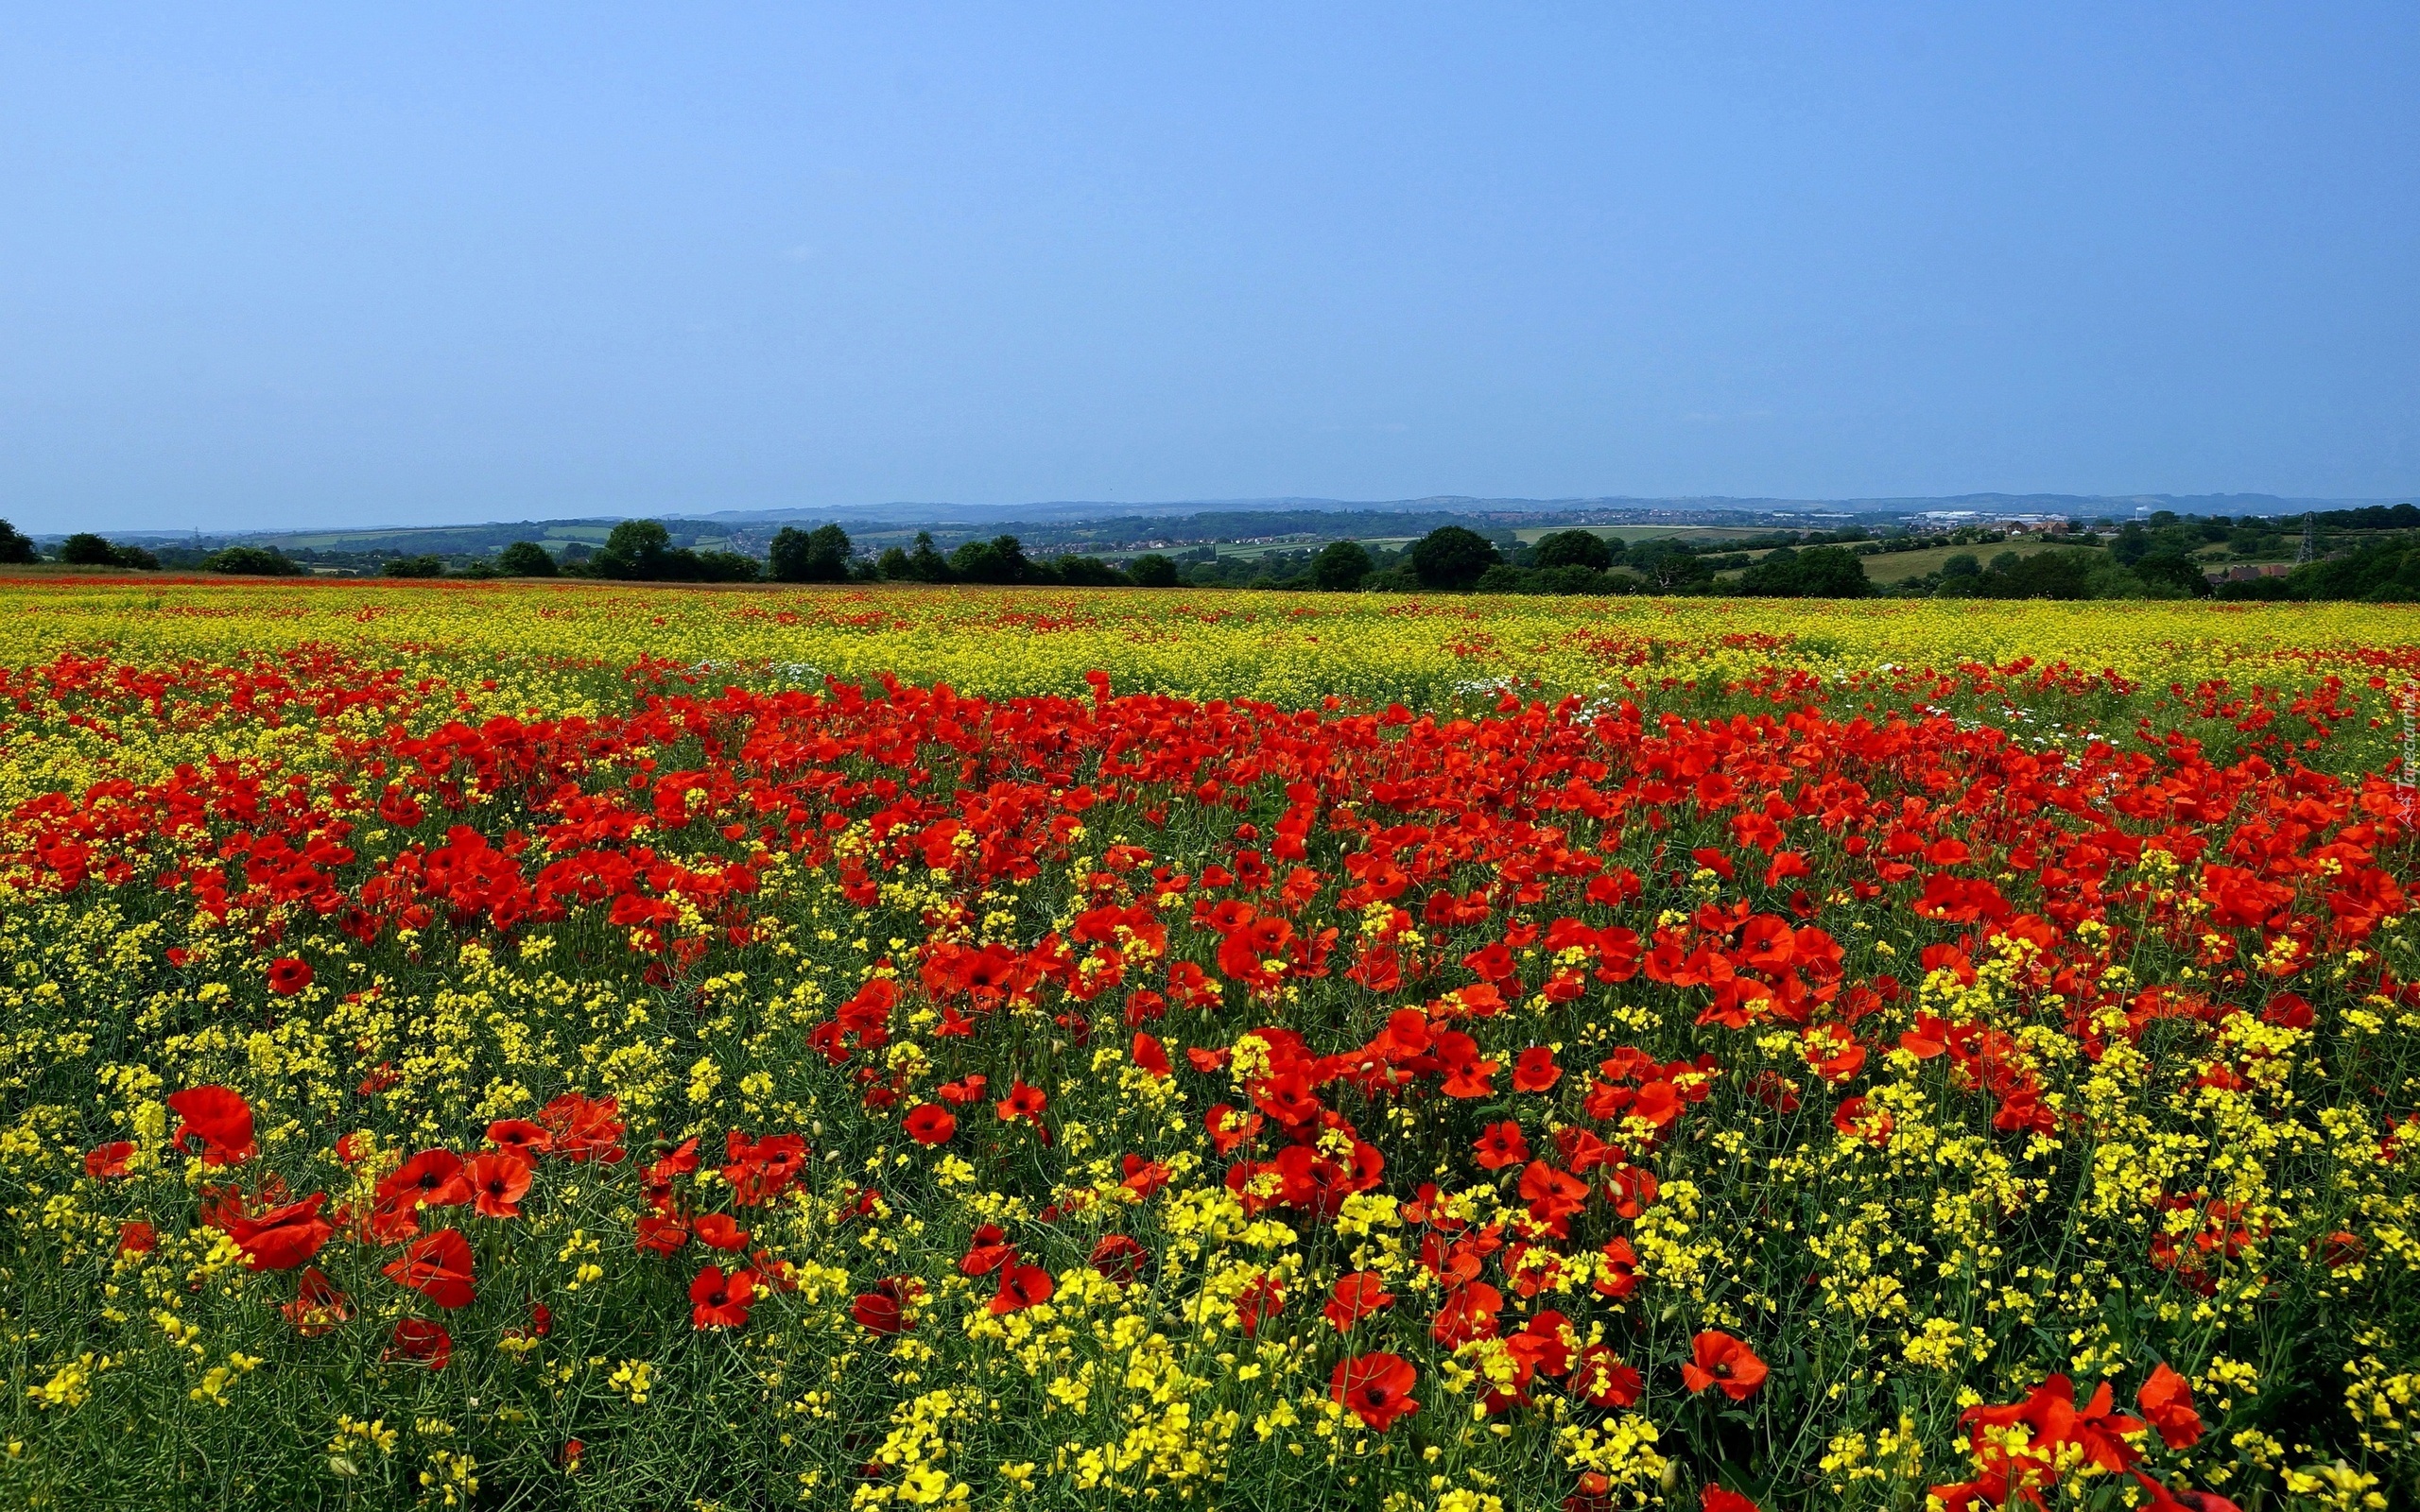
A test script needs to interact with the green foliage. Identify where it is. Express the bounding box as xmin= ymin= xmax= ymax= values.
xmin=382 ymin=555 xmax=445 ymax=579
xmin=0 ymin=520 xmax=39 ymax=566
xmin=1735 ymin=544 xmax=1872 ymax=598
xmin=1128 ymin=554 xmax=1181 ymax=589
xmin=1408 ymin=526 xmax=1499 ymax=590
xmin=1312 ymin=540 xmax=1373 ymax=591
xmin=495 ymin=541 xmax=558 ymax=577
xmin=1530 ymin=529 xmax=1613 ymax=573
xmin=949 ymin=536 xmax=1032 ymax=585
xmin=203 ymin=545 xmax=304 ymax=576
xmin=693 ymin=550 xmax=763 ymax=583
xmin=769 ymin=525 xmax=854 ymax=584
xmin=59 ymin=534 xmax=157 ymax=570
